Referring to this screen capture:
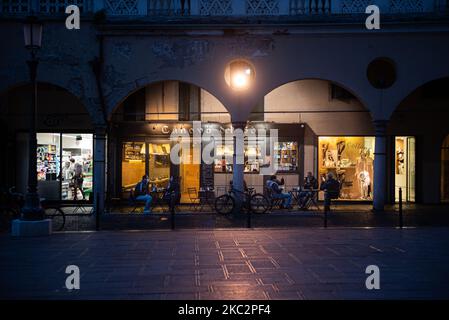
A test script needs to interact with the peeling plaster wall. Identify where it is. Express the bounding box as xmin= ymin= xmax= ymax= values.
xmin=1 ymin=22 xmax=449 ymax=124
xmin=0 ymin=21 xmax=102 ymax=126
